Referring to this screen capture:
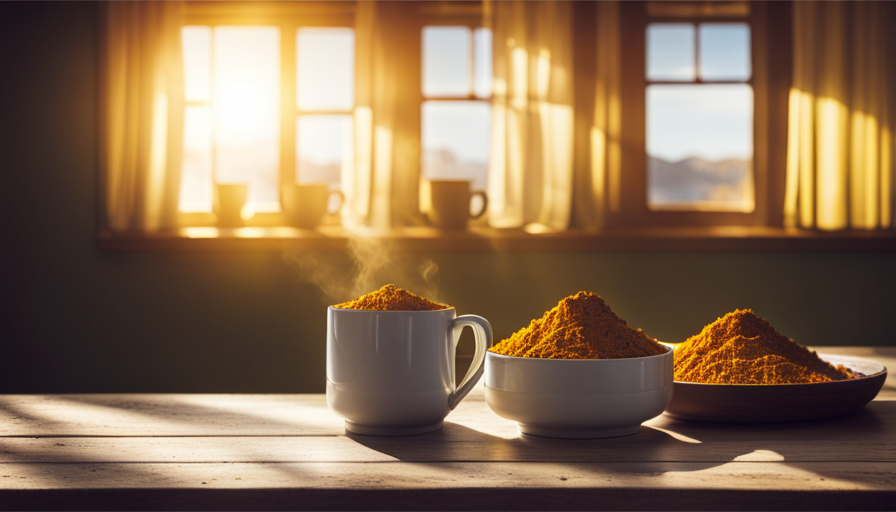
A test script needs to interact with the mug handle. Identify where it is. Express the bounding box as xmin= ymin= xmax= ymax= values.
xmin=470 ymin=191 xmax=488 ymax=220
xmin=447 ymin=314 xmax=492 ymax=410
xmin=327 ymin=190 xmax=345 ymax=215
